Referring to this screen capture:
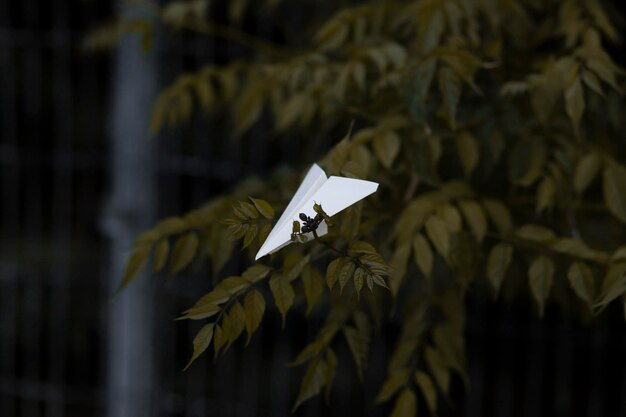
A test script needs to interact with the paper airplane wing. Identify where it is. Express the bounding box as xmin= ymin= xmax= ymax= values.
xmin=255 ymin=164 xmax=327 ymax=260
xmin=255 ymin=171 xmax=378 ymax=260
